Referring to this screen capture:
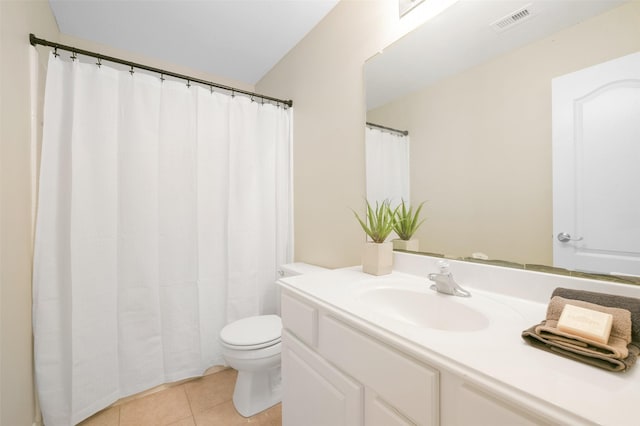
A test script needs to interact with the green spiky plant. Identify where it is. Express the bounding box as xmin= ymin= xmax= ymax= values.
xmin=392 ymin=200 xmax=425 ymax=241
xmin=353 ymin=200 xmax=395 ymax=243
